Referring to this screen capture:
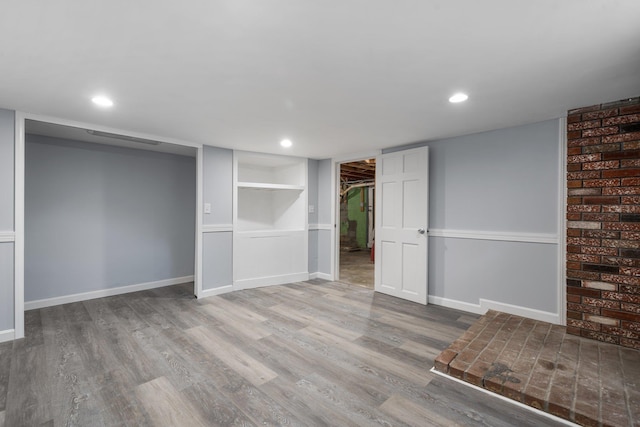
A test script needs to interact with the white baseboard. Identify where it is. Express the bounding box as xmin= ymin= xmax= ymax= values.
xmin=24 ymin=275 xmax=195 ymax=310
xmin=428 ymin=296 xmax=485 ymax=314
xmin=309 ymin=272 xmax=333 ymax=281
xmin=234 ymin=272 xmax=310 ymax=290
xmin=428 ymin=295 xmax=561 ymax=324
xmin=0 ymin=329 xmax=15 ymax=343
xmin=199 ymin=284 xmax=233 ymax=298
